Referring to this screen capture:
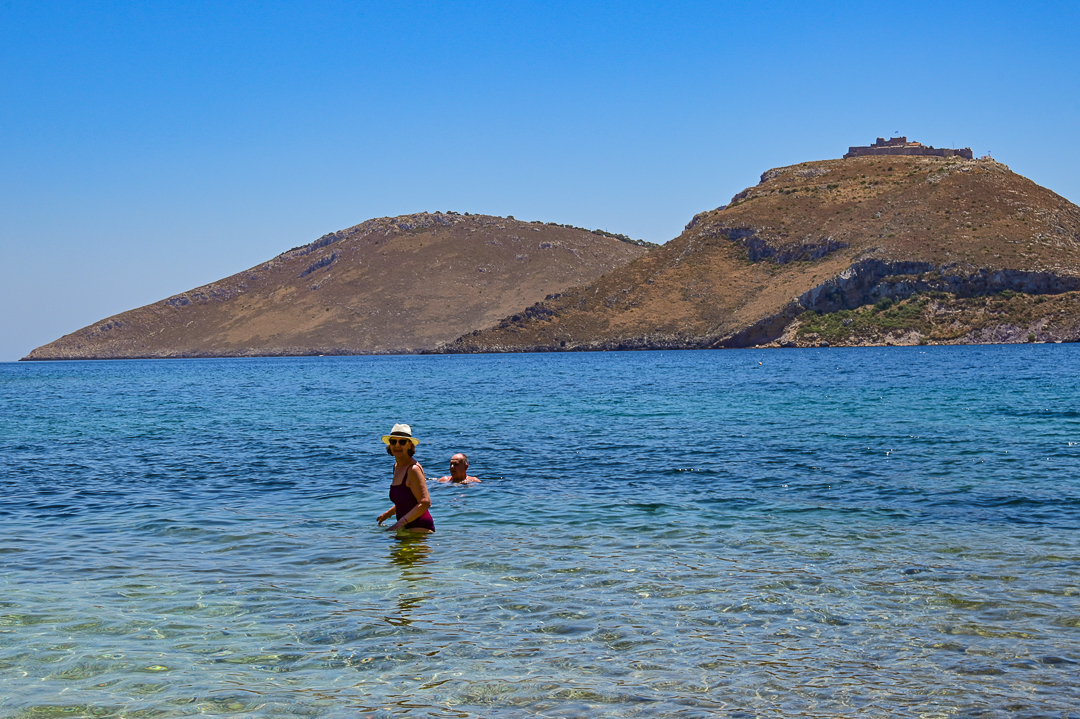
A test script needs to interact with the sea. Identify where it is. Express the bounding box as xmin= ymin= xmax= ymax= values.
xmin=1 ymin=346 xmax=1078 ymax=719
